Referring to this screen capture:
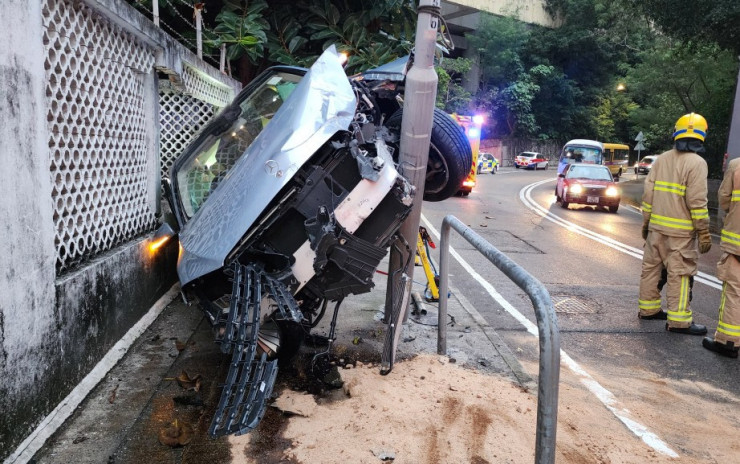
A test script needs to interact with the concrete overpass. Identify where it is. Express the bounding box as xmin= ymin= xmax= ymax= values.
xmin=443 ymin=0 xmax=559 ymax=32
xmin=441 ymin=0 xmax=560 ymax=91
